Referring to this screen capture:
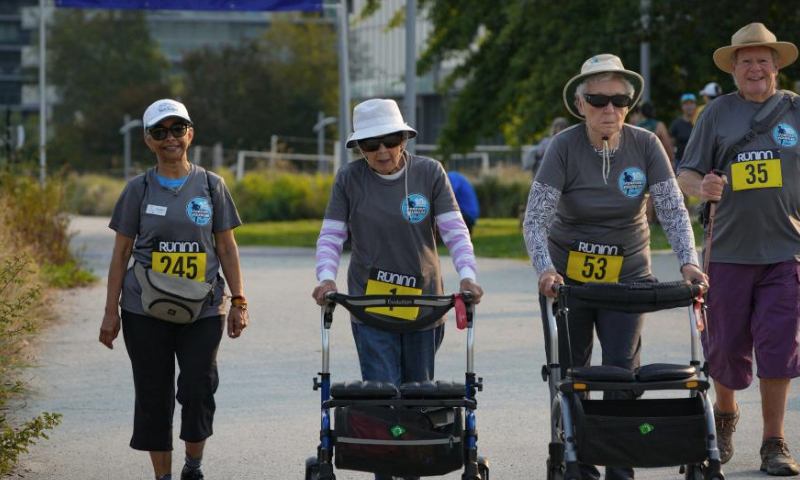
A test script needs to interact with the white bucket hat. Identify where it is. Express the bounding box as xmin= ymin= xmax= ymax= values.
xmin=713 ymin=23 xmax=798 ymax=73
xmin=143 ymin=99 xmax=192 ymax=128
xmin=346 ymin=99 xmax=417 ymax=148
xmin=562 ymin=54 xmax=644 ymax=120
